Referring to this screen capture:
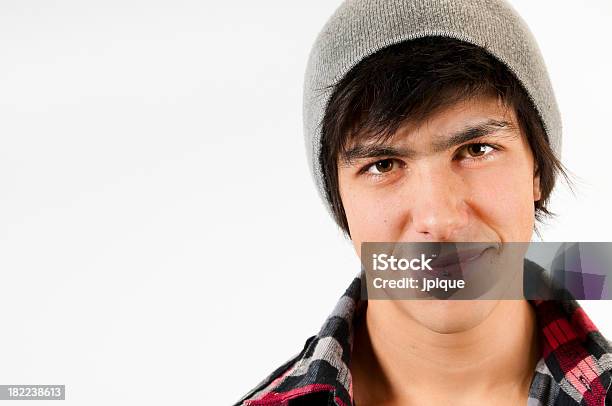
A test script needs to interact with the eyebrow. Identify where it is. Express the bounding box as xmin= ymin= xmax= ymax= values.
xmin=340 ymin=119 xmax=516 ymax=164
